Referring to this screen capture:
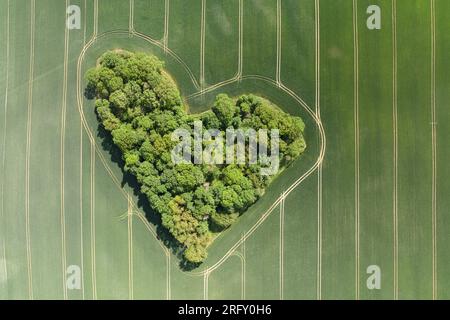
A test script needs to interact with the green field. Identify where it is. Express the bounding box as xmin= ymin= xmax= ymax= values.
xmin=0 ymin=0 xmax=448 ymax=300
